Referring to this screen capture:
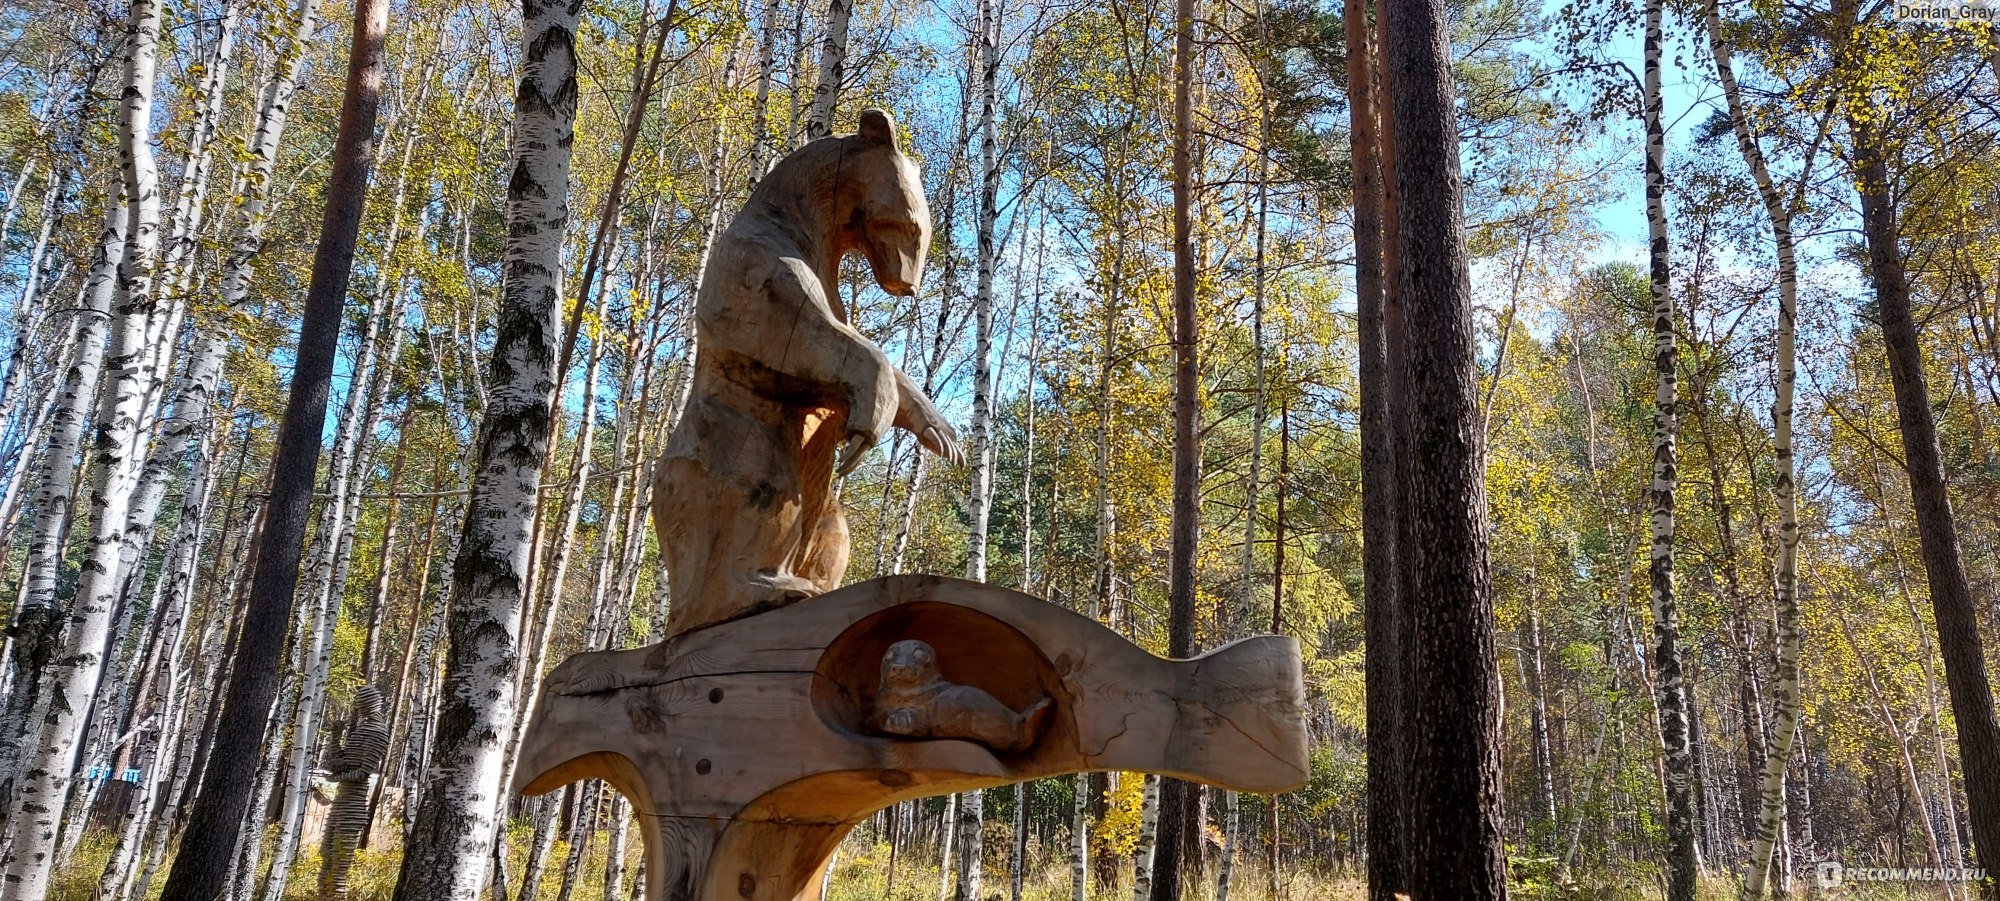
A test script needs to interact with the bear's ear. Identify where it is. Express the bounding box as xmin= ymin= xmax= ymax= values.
xmin=857 ymin=108 xmax=899 ymax=151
